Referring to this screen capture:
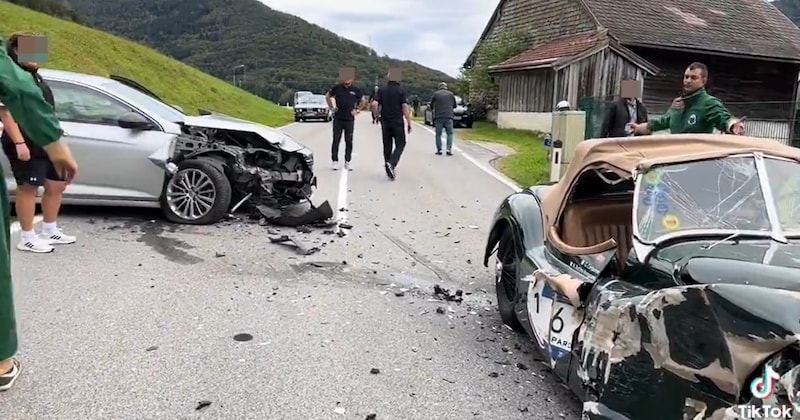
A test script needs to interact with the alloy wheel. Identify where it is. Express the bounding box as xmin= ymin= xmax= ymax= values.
xmin=165 ymin=168 xmax=218 ymax=221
